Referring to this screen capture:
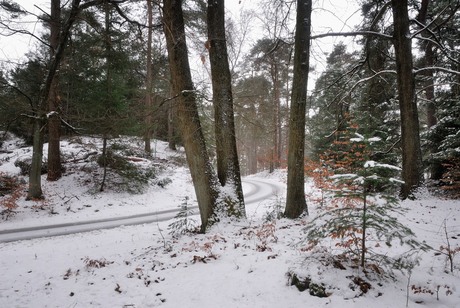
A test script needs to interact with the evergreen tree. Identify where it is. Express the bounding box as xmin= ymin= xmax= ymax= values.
xmin=248 ymin=38 xmax=292 ymax=171
xmin=233 ymin=75 xmax=272 ymax=175
xmin=418 ymin=0 xmax=460 ymax=187
xmin=1 ymin=59 xmax=45 ymax=144
xmin=426 ymin=89 xmax=460 ymax=198
xmin=304 ymin=133 xmax=430 ymax=272
xmin=59 ymin=6 xmax=142 ymax=137
xmin=308 ymin=43 xmax=359 ymax=159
